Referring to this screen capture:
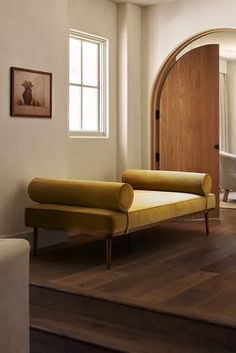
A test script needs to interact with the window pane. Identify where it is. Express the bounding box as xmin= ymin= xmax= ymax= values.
xmin=82 ymin=41 xmax=98 ymax=86
xmin=82 ymin=87 xmax=98 ymax=131
xmin=69 ymin=38 xmax=81 ymax=84
xmin=69 ymin=85 xmax=81 ymax=131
